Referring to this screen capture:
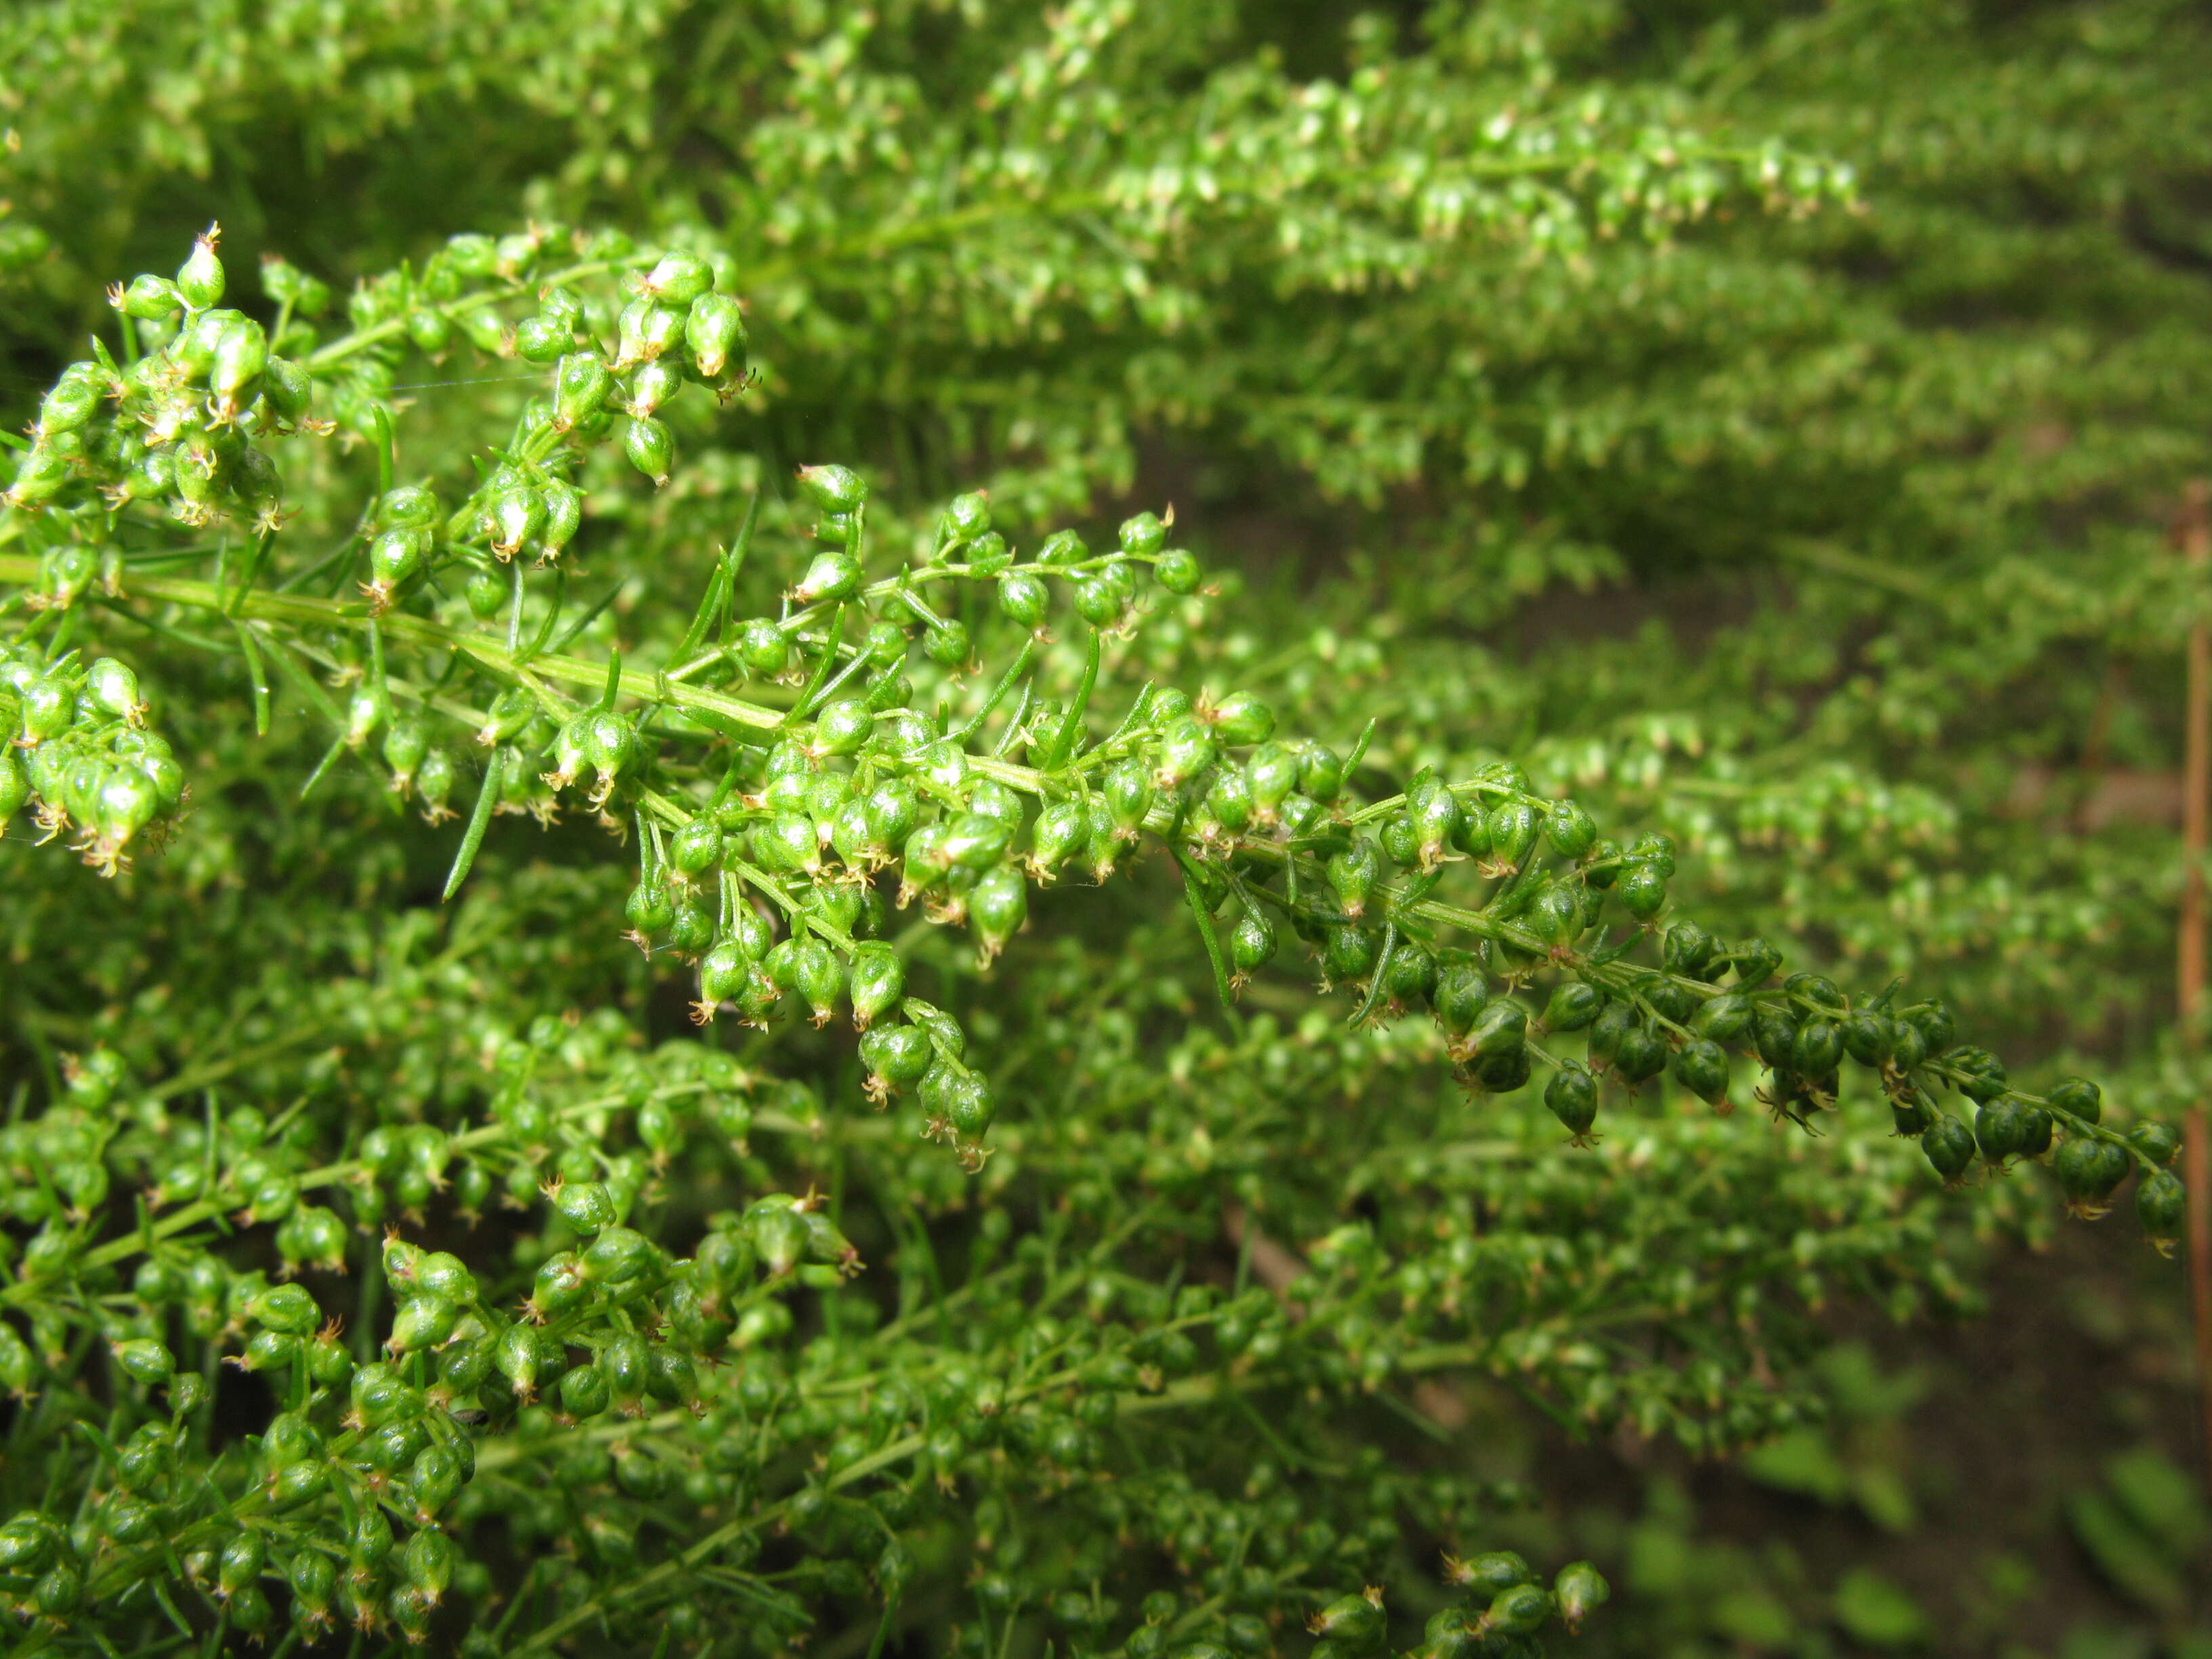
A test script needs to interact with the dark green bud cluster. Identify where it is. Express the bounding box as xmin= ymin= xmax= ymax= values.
xmin=1 ymin=226 xmax=312 ymax=536
xmin=0 ymin=644 xmax=183 ymax=872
